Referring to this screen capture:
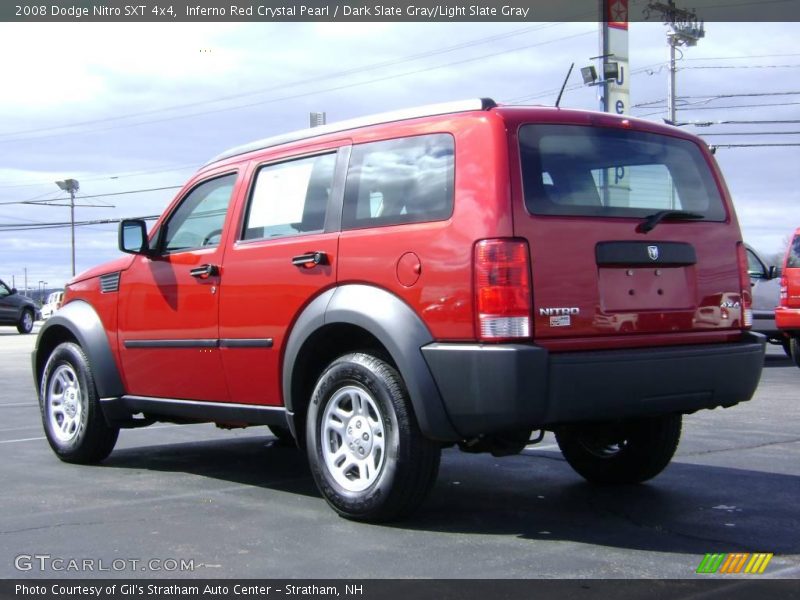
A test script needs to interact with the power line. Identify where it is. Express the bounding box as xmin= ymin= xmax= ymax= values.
xmin=0 ymin=24 xmax=561 ymax=140
xmin=0 ymin=185 xmax=182 ymax=207
xmin=710 ymin=143 xmax=800 ymax=148
xmin=635 ymin=101 xmax=800 ymax=117
xmin=699 ymin=131 xmax=800 ymax=136
xmin=0 ymin=162 xmax=199 ymax=190
xmin=0 ymin=215 xmax=160 ymax=232
xmin=680 ymin=64 xmax=800 ymax=70
xmin=0 ymin=24 xmax=587 ymax=144
xmin=683 ymin=119 xmax=800 ymax=126
xmin=633 ymin=91 xmax=800 ymax=107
